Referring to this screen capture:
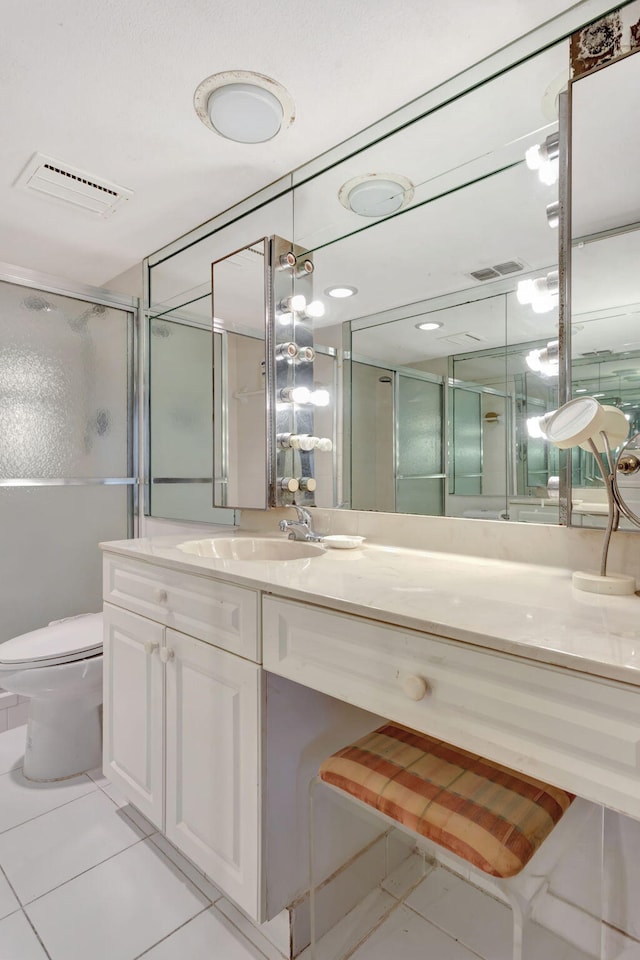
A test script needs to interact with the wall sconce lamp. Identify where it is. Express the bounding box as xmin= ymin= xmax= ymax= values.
xmin=517 ymin=271 xmax=559 ymax=314
xmin=525 ymin=132 xmax=559 ymax=185
xmin=543 ymin=397 xmax=638 ymax=594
